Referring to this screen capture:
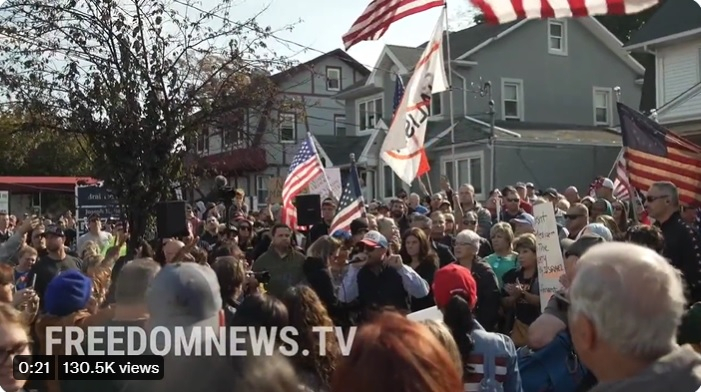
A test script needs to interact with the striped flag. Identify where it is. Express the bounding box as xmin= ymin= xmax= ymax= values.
xmin=471 ymin=0 xmax=660 ymax=25
xmin=617 ymin=102 xmax=701 ymax=207
xmin=342 ymin=0 xmax=445 ymax=50
xmin=329 ymin=161 xmax=365 ymax=233
xmin=393 ymin=74 xmax=405 ymax=115
xmin=281 ymin=135 xmax=326 ymax=229
xmin=612 ymin=151 xmax=631 ymax=201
